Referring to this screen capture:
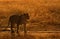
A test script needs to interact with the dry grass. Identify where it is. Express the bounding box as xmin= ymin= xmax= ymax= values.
xmin=0 ymin=0 xmax=60 ymax=39
xmin=0 ymin=31 xmax=60 ymax=39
